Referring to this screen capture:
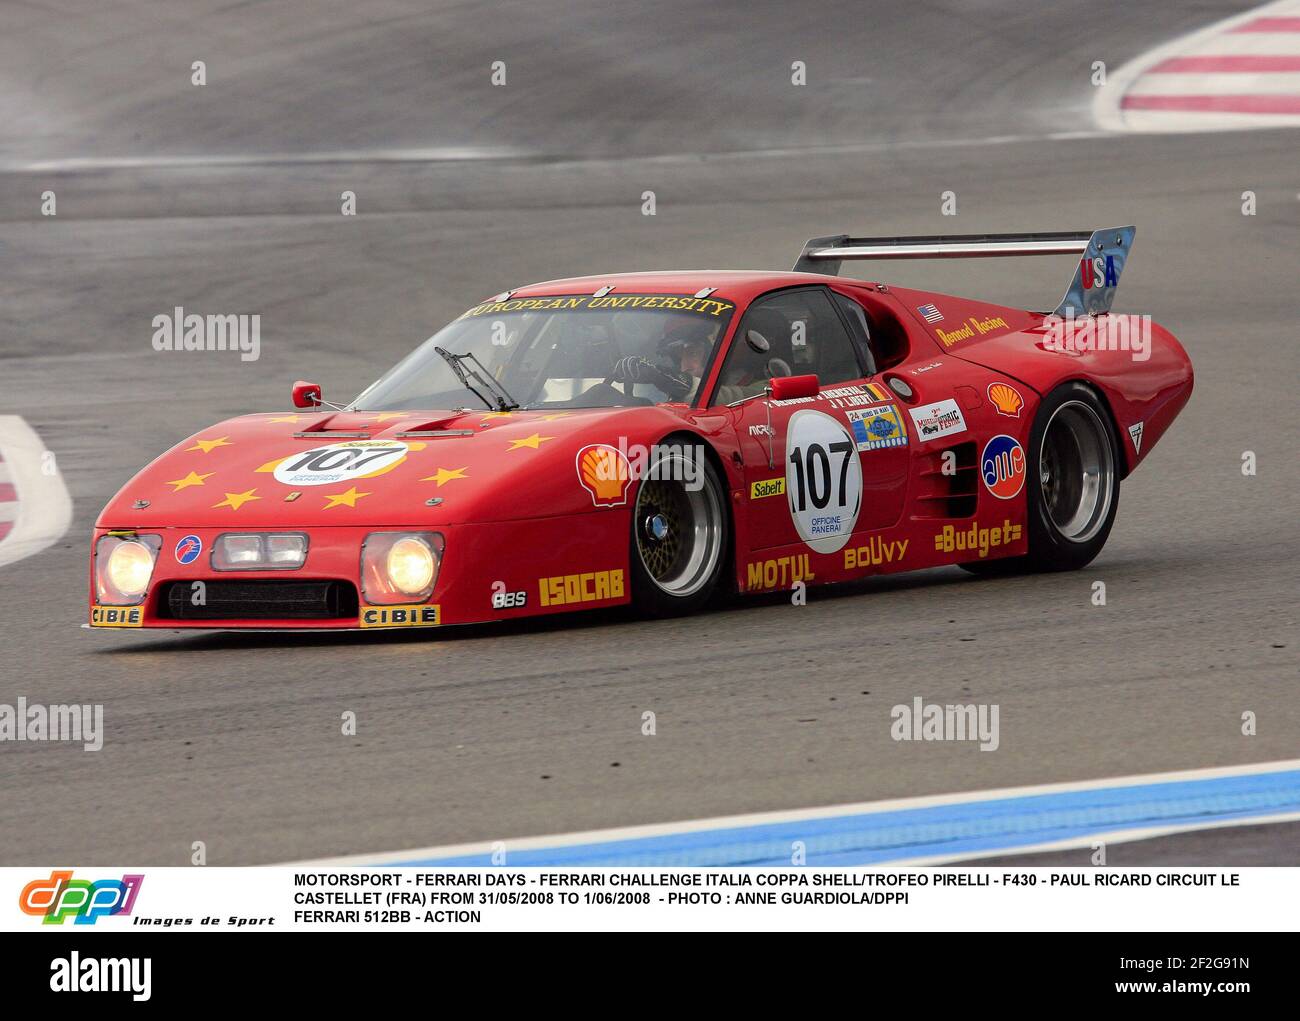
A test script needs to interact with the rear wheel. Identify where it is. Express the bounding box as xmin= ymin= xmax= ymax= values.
xmin=1027 ymin=383 xmax=1120 ymax=570
xmin=629 ymin=445 xmax=727 ymax=616
xmin=961 ymin=382 xmax=1119 ymax=575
